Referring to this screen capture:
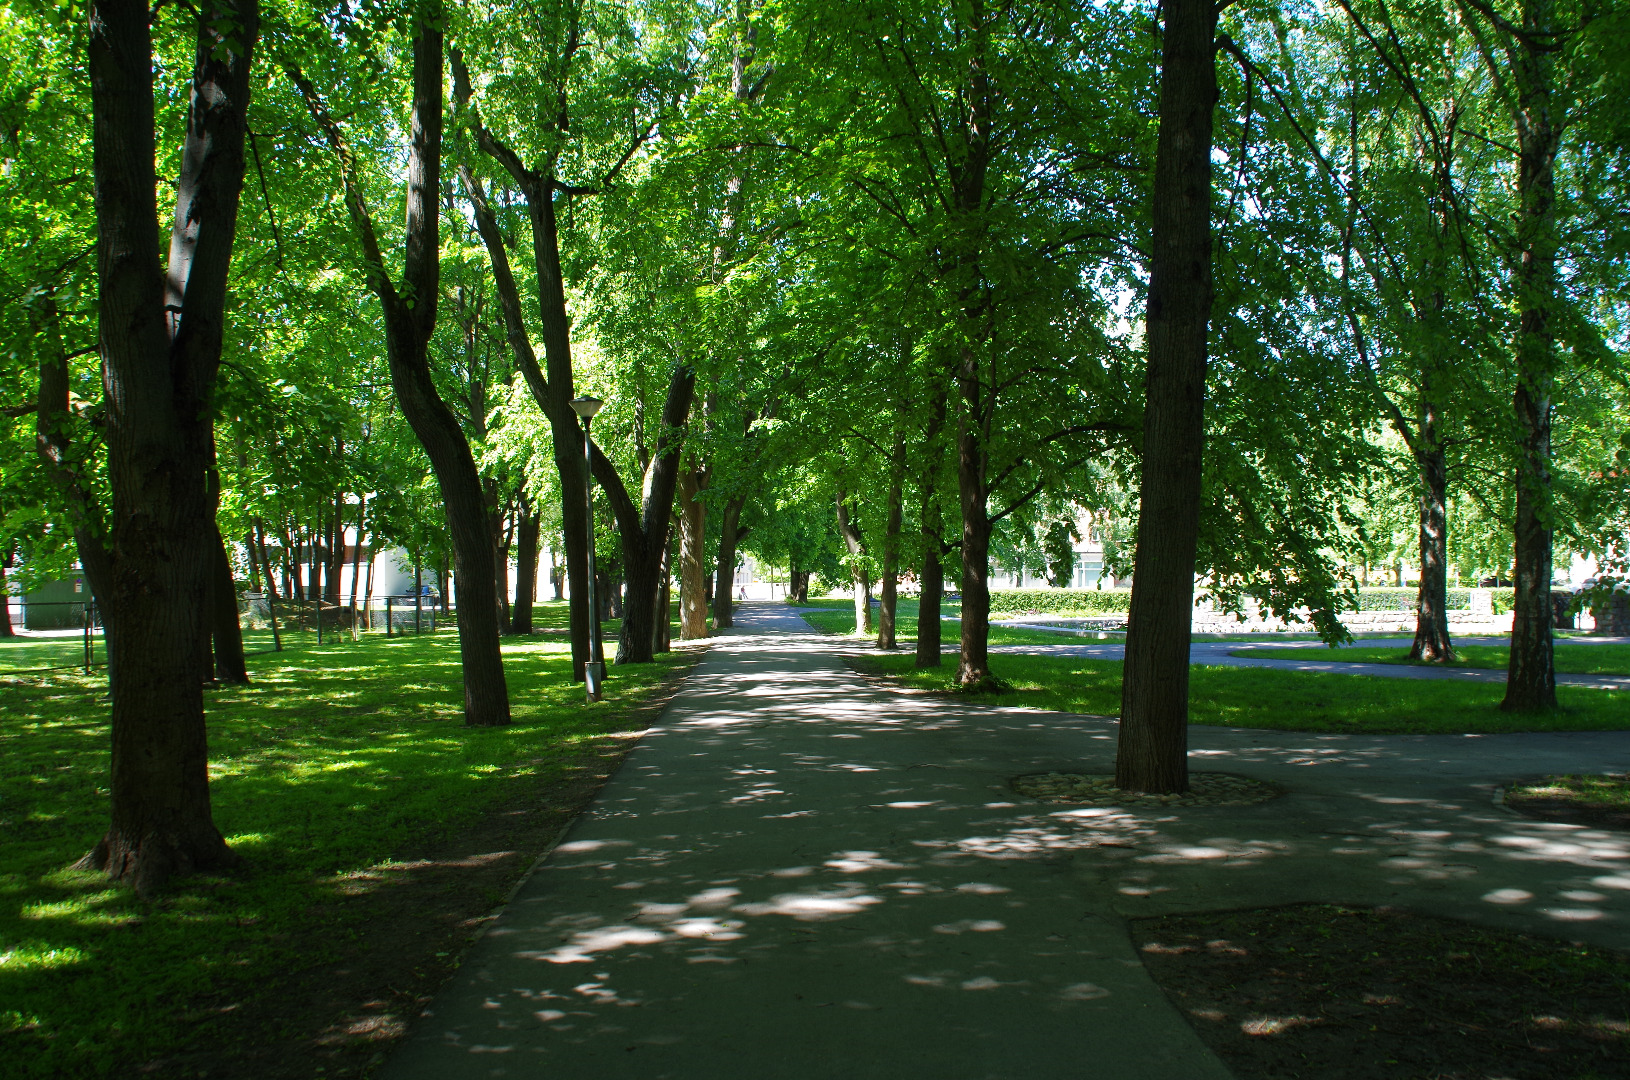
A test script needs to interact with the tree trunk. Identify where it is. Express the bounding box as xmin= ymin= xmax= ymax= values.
xmin=836 ymin=492 xmax=873 ymax=636
xmin=325 ymin=491 xmax=345 ymax=603
xmin=1501 ymin=0 xmax=1559 ymax=712
xmin=678 ymin=467 xmax=709 ymax=639
xmin=514 ymin=506 xmax=539 ymax=635
xmin=954 ymin=414 xmax=993 ymax=685
xmin=915 ymin=394 xmax=947 ymax=669
xmin=0 ymin=544 xmax=14 ymax=638
xmin=349 ymin=496 xmax=364 ymax=615
xmin=493 ymin=496 xmax=513 ymax=634
xmin=1115 ymin=0 xmax=1217 ymax=794
xmin=292 ymin=13 xmax=509 ymax=724
xmin=878 ymin=439 xmax=906 ymax=649
xmin=211 ymin=527 xmax=249 ymax=684
xmin=713 ymin=495 xmax=746 ymax=629
xmin=1409 ymin=438 xmax=1455 ymax=662
xmin=77 ymin=0 xmax=260 ymax=892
